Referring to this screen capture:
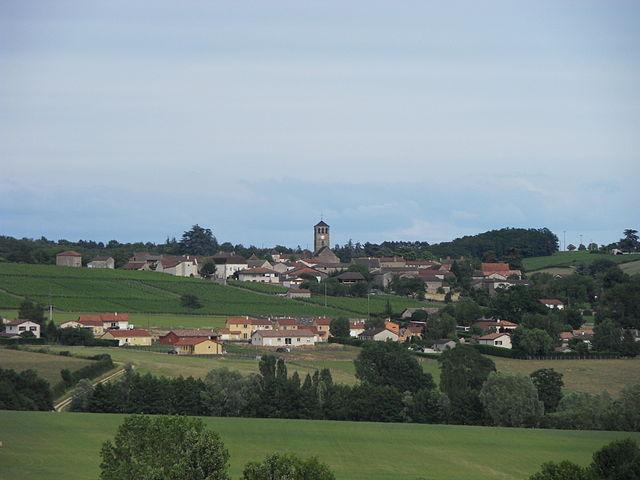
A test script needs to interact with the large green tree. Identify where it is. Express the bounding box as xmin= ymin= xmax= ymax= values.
xmin=479 ymin=373 xmax=544 ymax=427
xmin=354 ymin=341 xmax=434 ymax=393
xmin=329 ymin=318 xmax=350 ymax=338
xmin=530 ymin=368 xmax=564 ymax=413
xmin=512 ymin=328 xmax=553 ymax=357
xmin=18 ymin=298 xmax=45 ymax=327
xmin=180 ymin=225 xmax=219 ymax=256
xmin=100 ymin=415 xmax=230 ymax=480
xmin=242 ymin=453 xmax=335 ymax=480
xmin=438 ymin=345 xmax=496 ymax=424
